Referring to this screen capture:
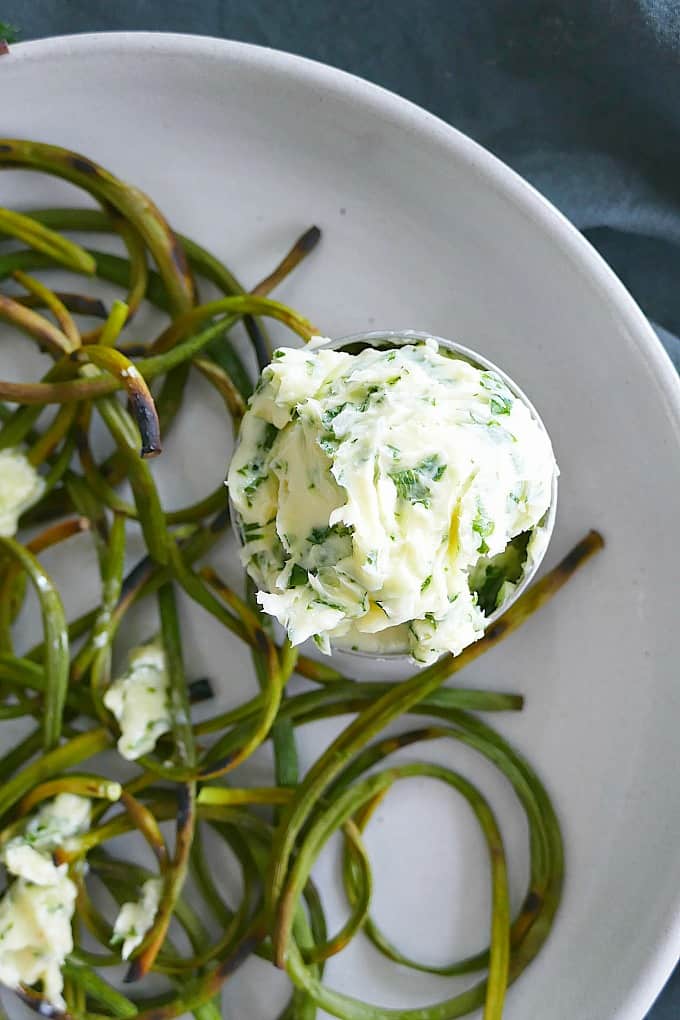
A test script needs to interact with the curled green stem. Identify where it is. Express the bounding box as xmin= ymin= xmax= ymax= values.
xmin=0 ymin=536 xmax=70 ymax=750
